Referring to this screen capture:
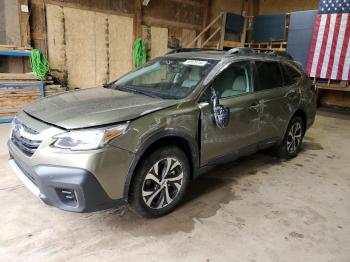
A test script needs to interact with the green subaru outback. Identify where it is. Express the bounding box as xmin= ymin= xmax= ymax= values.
xmin=8 ymin=48 xmax=317 ymax=217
